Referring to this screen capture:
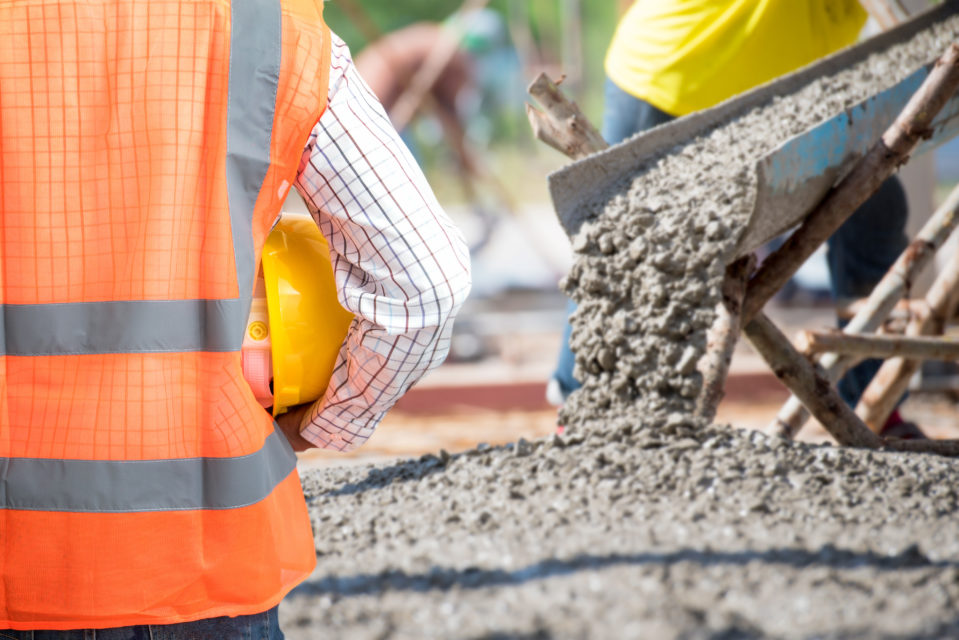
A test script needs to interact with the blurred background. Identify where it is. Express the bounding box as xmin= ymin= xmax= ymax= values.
xmin=291 ymin=1 xmax=959 ymax=467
